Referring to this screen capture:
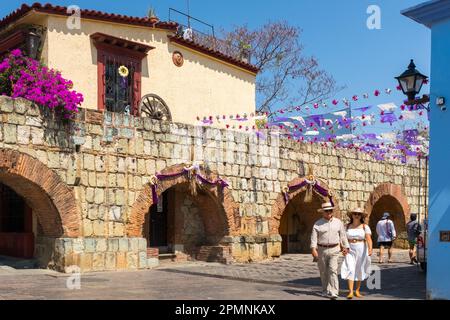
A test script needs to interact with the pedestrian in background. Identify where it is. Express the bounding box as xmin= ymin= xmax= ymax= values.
xmin=376 ymin=212 xmax=396 ymax=263
xmin=406 ymin=213 xmax=422 ymax=264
